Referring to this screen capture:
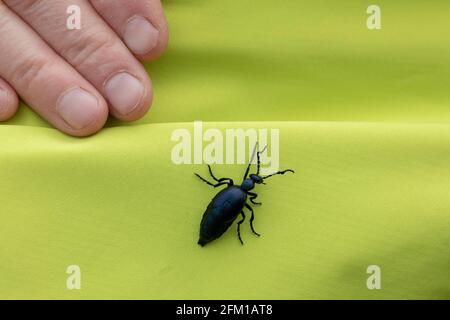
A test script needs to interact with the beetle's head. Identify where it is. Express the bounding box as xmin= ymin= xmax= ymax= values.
xmin=241 ymin=174 xmax=265 ymax=191
xmin=250 ymin=174 xmax=265 ymax=184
